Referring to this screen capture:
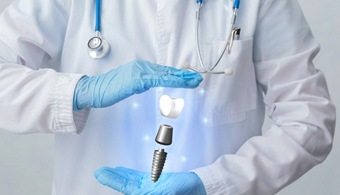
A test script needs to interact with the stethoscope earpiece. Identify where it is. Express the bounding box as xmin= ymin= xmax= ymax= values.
xmin=224 ymin=68 xmax=233 ymax=76
xmin=87 ymin=36 xmax=110 ymax=59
